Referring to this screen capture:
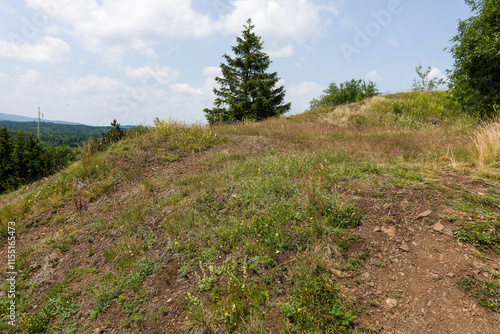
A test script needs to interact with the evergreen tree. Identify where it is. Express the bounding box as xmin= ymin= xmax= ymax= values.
xmin=12 ymin=129 xmax=27 ymax=183
xmin=204 ymin=19 xmax=291 ymax=124
xmin=448 ymin=0 xmax=500 ymax=116
xmin=0 ymin=125 xmax=13 ymax=193
xmin=25 ymin=134 xmax=44 ymax=182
